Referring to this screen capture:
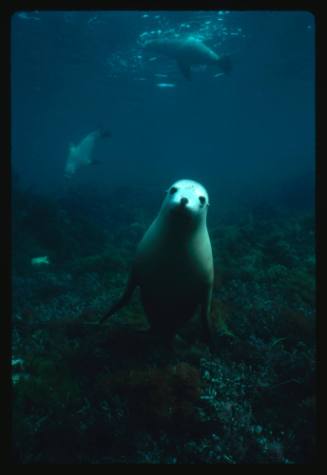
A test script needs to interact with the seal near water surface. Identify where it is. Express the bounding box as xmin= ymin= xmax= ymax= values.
xmin=143 ymin=36 xmax=232 ymax=80
xmin=100 ymin=179 xmax=214 ymax=344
